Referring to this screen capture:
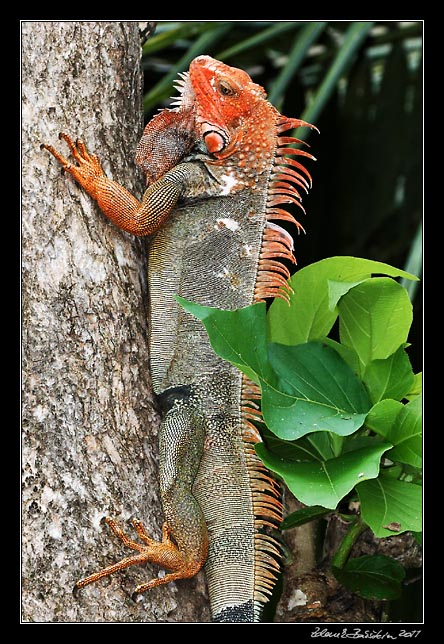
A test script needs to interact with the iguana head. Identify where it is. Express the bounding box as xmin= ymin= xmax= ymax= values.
xmin=169 ymin=55 xmax=277 ymax=165
xmin=138 ymin=55 xmax=316 ymax=190
xmin=187 ymin=55 xmax=270 ymax=158
xmin=136 ymin=55 xmax=268 ymax=182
